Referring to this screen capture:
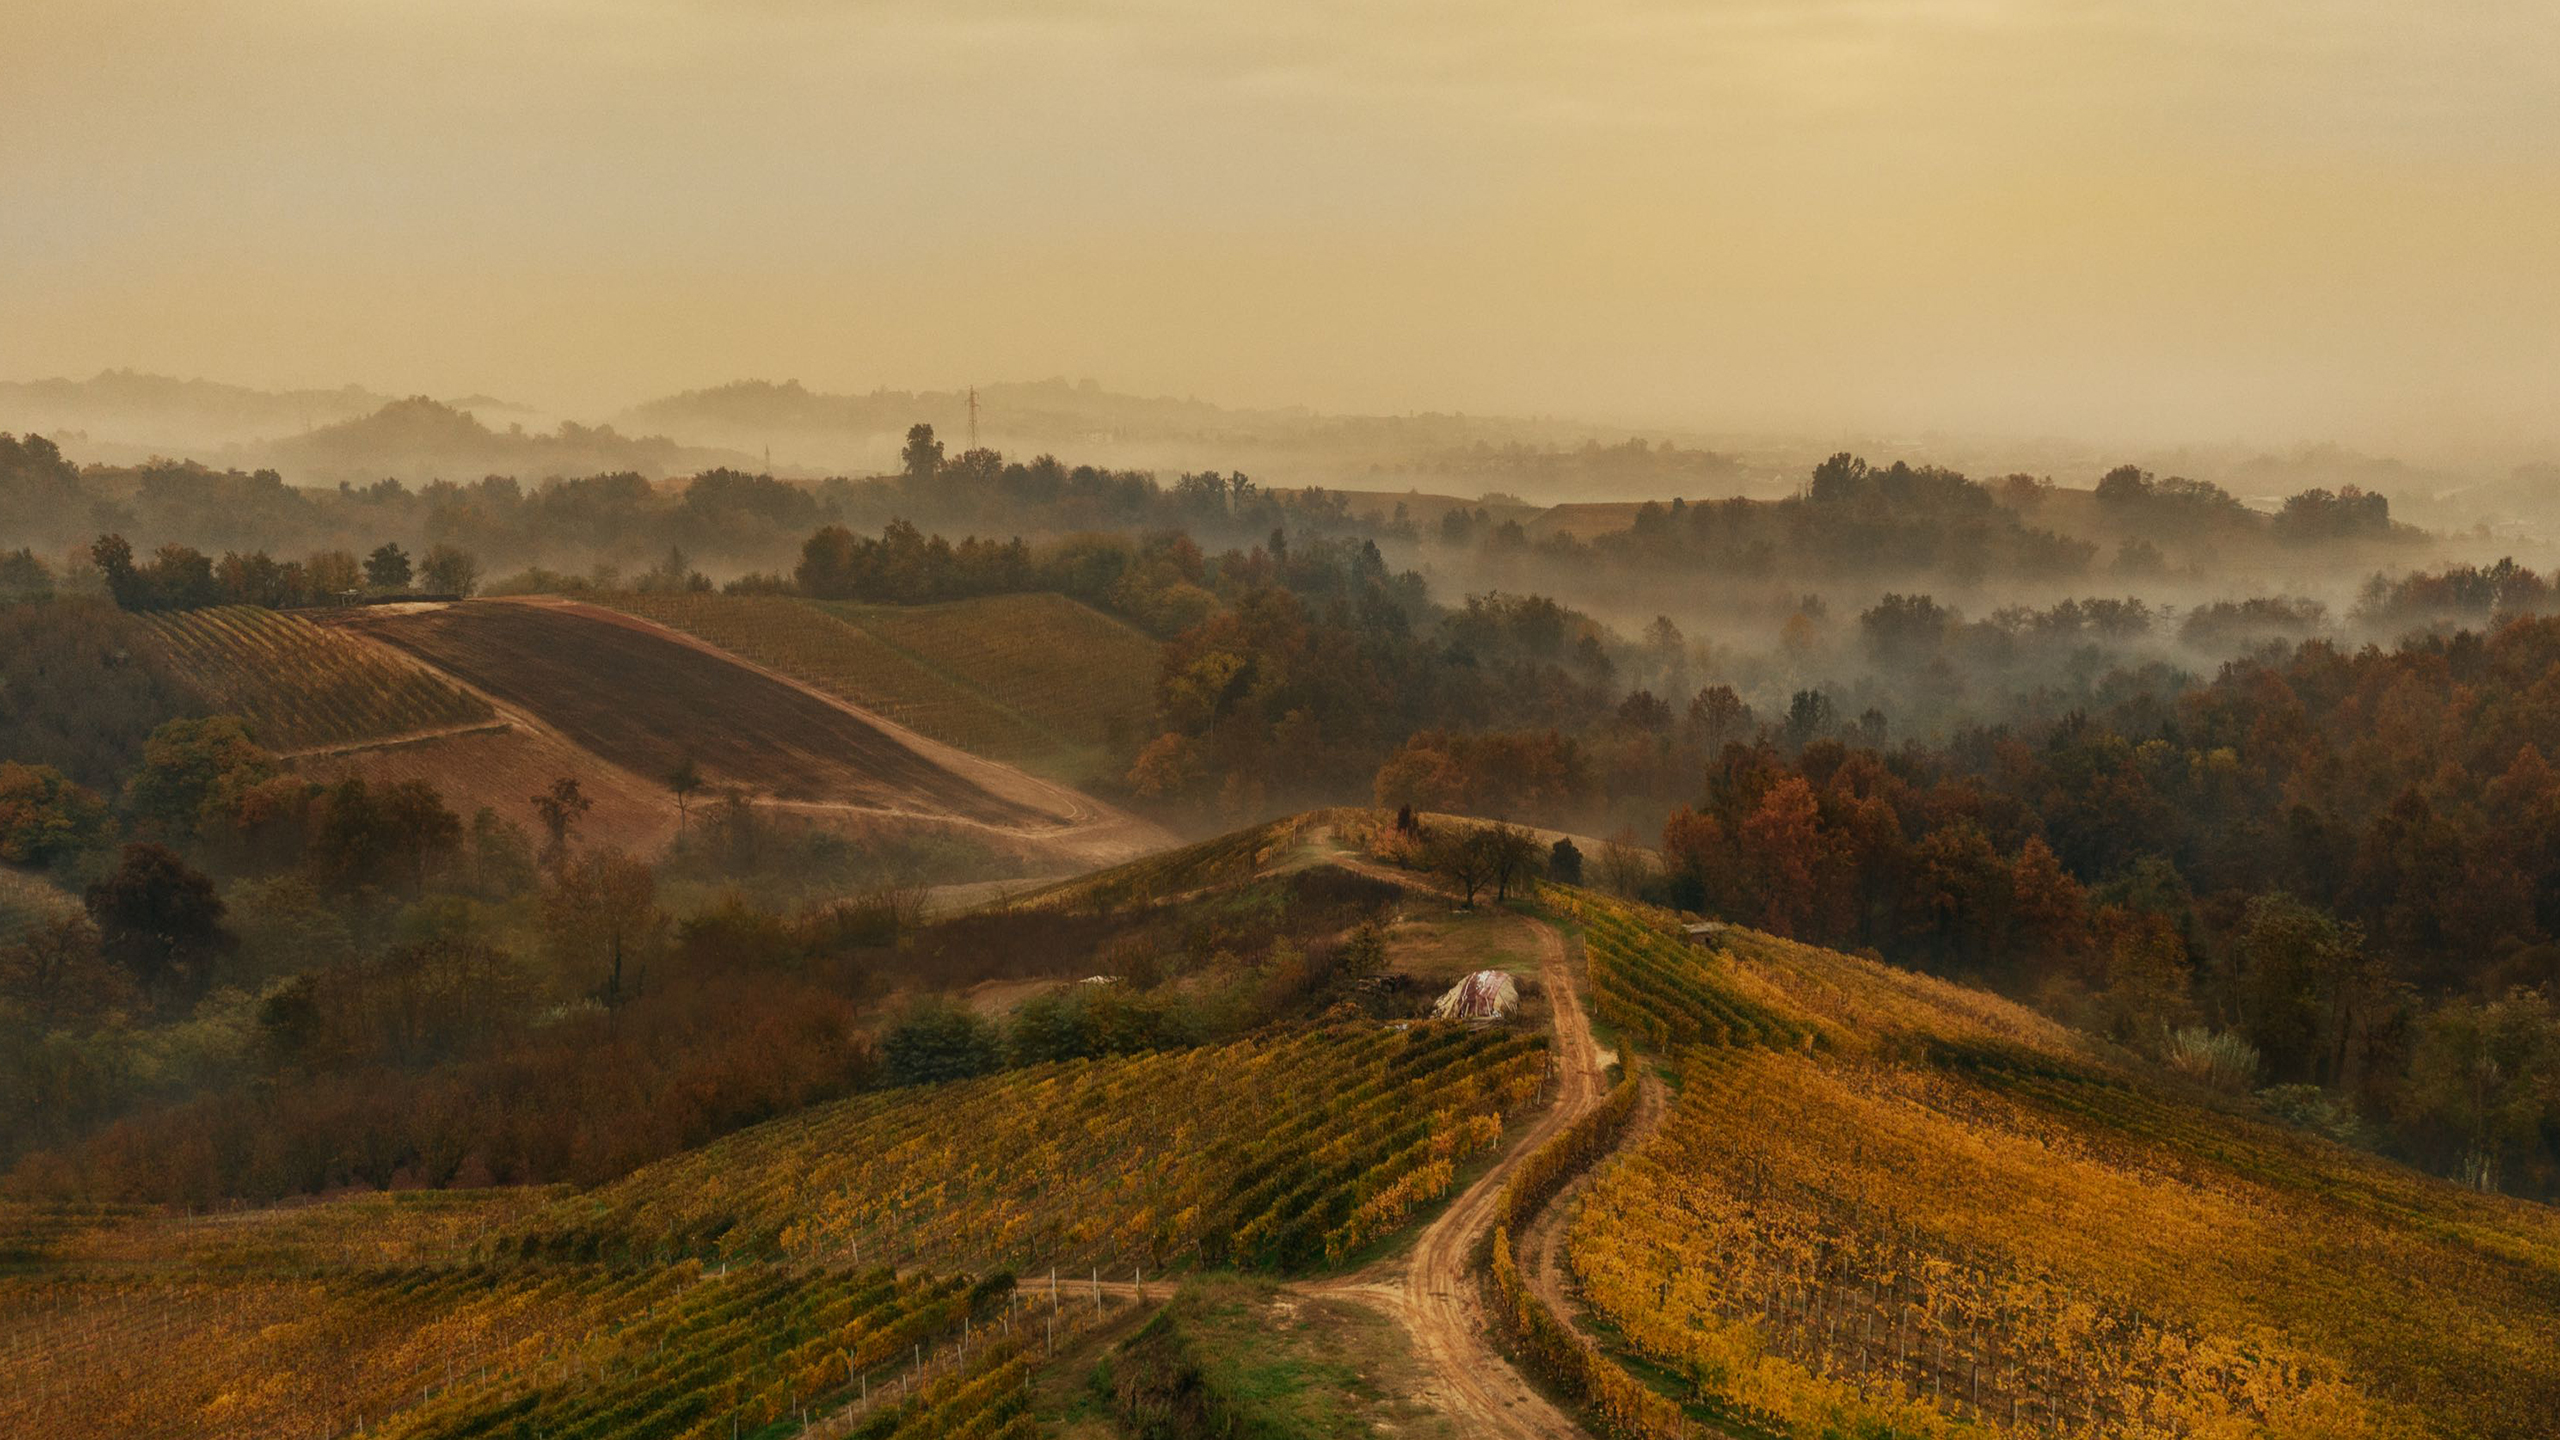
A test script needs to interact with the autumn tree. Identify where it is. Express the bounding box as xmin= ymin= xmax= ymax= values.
xmin=1660 ymin=806 xmax=1728 ymax=913
xmin=883 ymin=996 xmax=1000 ymax=1086
xmin=122 ymin=716 xmax=276 ymax=839
xmin=84 ymin=842 xmax=234 ymax=1002
xmin=2236 ymin=893 xmax=2395 ymax=1087
xmin=0 ymin=915 xmax=133 ymax=1023
xmin=1547 ymin=837 xmax=1584 ymax=884
xmin=364 ymin=542 xmax=413 ymax=590
xmin=531 ymin=776 xmax=593 ymax=868
xmin=540 ymin=846 xmax=663 ymax=1005
xmin=418 ymin=543 xmax=481 ymax=596
xmin=1740 ymin=775 xmax=1827 ymax=937
xmin=0 ymin=761 xmax=110 ymax=867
